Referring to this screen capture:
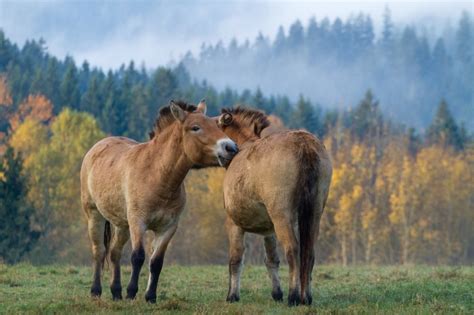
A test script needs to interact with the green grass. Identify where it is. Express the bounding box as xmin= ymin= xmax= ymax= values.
xmin=0 ymin=264 xmax=473 ymax=314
